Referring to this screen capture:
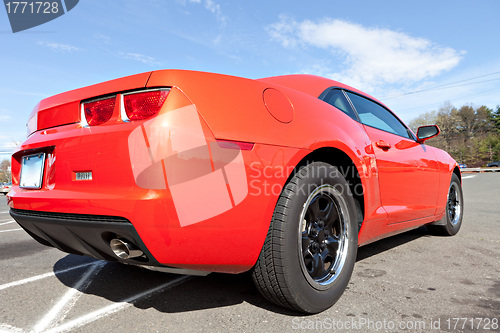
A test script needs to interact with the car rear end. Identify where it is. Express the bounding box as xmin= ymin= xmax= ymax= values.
xmin=9 ymin=71 xmax=170 ymax=267
xmin=8 ymin=70 xmax=308 ymax=274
